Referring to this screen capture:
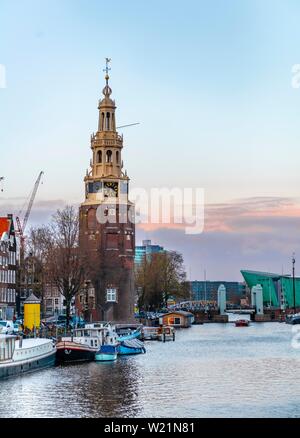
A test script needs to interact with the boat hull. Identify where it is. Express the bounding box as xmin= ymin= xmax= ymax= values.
xmin=95 ymin=353 xmax=117 ymax=362
xmin=118 ymin=345 xmax=145 ymax=355
xmin=0 ymin=350 xmax=56 ymax=380
xmin=118 ymin=339 xmax=146 ymax=355
xmin=56 ymin=342 xmax=96 ymax=364
xmin=235 ymin=320 xmax=249 ymax=327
